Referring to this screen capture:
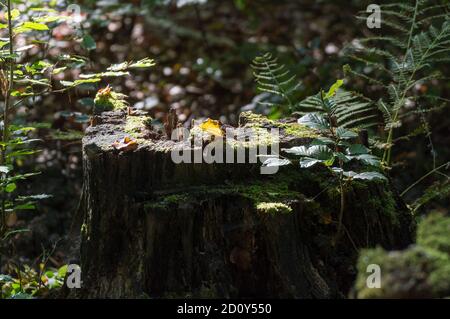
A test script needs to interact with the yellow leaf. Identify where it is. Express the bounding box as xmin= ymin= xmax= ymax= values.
xmin=112 ymin=136 xmax=138 ymax=152
xmin=199 ymin=118 xmax=223 ymax=137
